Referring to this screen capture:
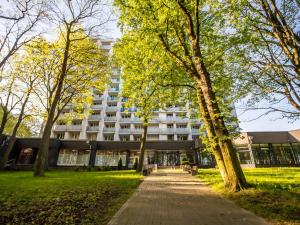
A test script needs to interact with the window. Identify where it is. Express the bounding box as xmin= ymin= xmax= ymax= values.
xmin=108 ymin=102 xmax=117 ymax=107
xmin=87 ymin=134 xmax=97 ymax=141
xmin=122 ymin=114 xmax=131 ymax=118
xmin=167 ymin=124 xmax=173 ymax=128
xmin=106 ymin=113 xmax=116 ymax=117
xmin=121 ymin=125 xmax=130 ymax=129
xmin=106 ymin=124 xmax=115 ymax=128
xmin=18 ymin=148 xmax=33 ymax=164
xmin=58 ymin=121 xmax=66 ymax=125
xmin=177 ymin=124 xmax=187 ymax=128
xmin=134 ymin=135 xmax=141 ymax=141
xmin=167 ymin=113 xmax=173 ymax=118
xmin=72 ymin=121 xmax=82 ymax=126
xmin=70 ymin=132 xmax=80 ymax=140
xmin=135 ymin=125 xmax=142 ymax=129
xmin=178 ymin=135 xmax=188 ymax=141
xmin=104 ymin=135 xmax=114 ymax=141
xmin=192 ymin=135 xmax=199 ymax=140
xmin=57 ymin=149 xmax=90 ymax=166
xmin=167 ymin=135 xmax=174 ymax=141
xmin=89 ymin=122 xmax=98 ymax=127
xmin=56 ymin=132 xmax=65 ymax=139
xmin=93 ymin=100 xmax=102 ymax=105
xmin=95 ymin=151 xmax=126 ymax=166
xmin=120 ymin=135 xmax=130 ymax=141
xmin=92 ymin=110 xmax=101 ymax=115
